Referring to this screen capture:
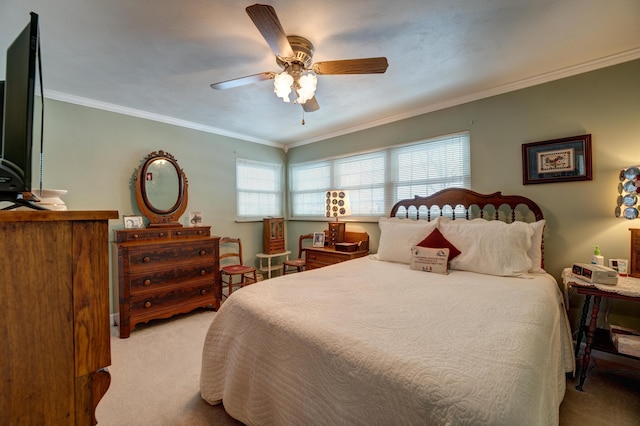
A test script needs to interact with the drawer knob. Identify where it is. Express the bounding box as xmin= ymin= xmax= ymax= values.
xmin=159 ymin=232 xmax=165 ymax=237
xmin=143 ymin=256 xmax=150 ymax=263
xmin=200 ymin=289 xmax=207 ymax=295
xmin=176 ymin=231 xmax=182 ymax=236
xmin=144 ymin=301 xmax=152 ymax=308
xmin=143 ymin=279 xmax=151 ymax=286
xmin=133 ymin=234 xmax=139 ymax=239
xmin=197 ymin=230 xmax=203 ymax=235
xmin=199 ymin=250 xmax=206 ymax=256
xmin=200 ymin=269 xmax=206 ymax=276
